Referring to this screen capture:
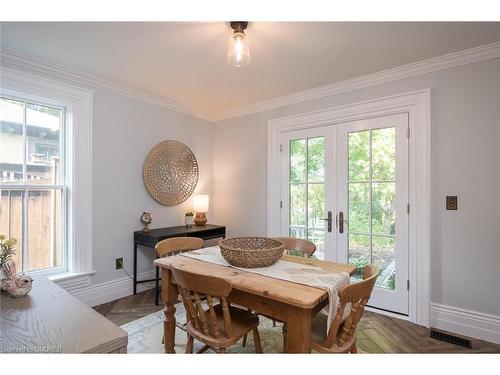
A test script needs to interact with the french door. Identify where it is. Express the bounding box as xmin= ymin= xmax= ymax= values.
xmin=280 ymin=113 xmax=409 ymax=315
